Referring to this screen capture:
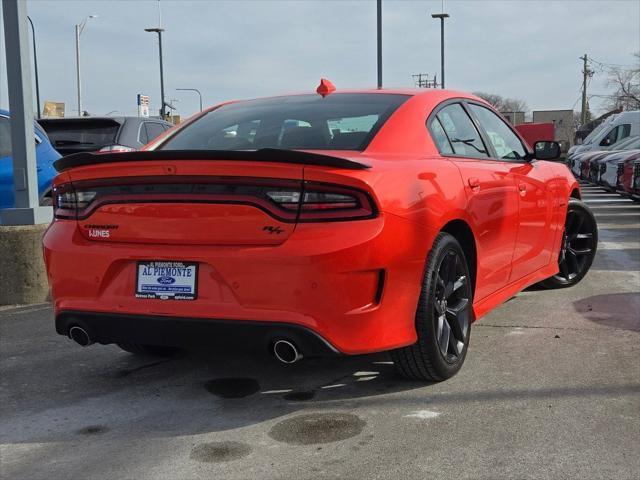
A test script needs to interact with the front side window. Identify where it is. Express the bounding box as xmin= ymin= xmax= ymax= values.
xmin=468 ymin=104 xmax=527 ymax=160
xmin=434 ymin=103 xmax=488 ymax=158
xmin=158 ymin=93 xmax=410 ymax=152
xmin=600 ymin=126 xmax=619 ymax=146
